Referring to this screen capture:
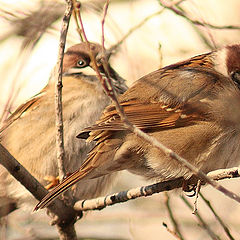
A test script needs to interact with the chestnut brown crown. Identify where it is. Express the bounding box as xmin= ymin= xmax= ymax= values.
xmin=62 ymin=42 xmax=127 ymax=93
